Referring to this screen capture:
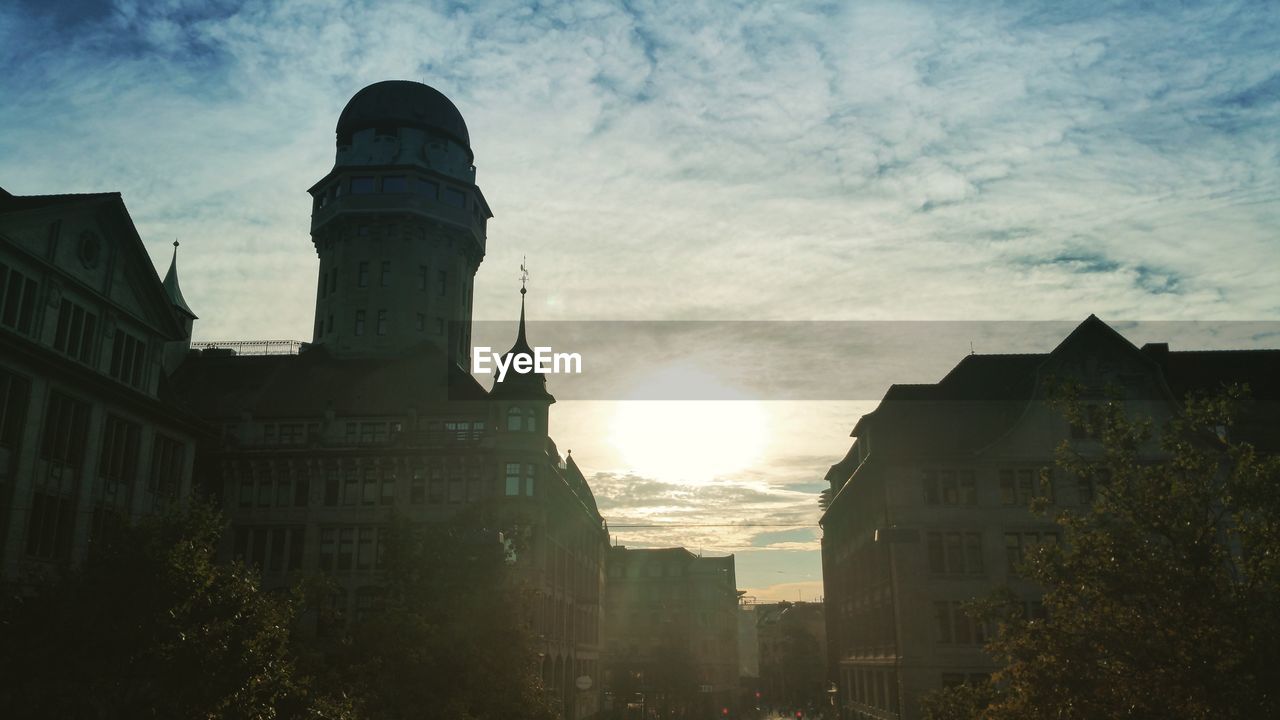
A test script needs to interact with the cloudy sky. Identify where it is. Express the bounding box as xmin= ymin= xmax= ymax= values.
xmin=2 ymin=0 xmax=1278 ymax=600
